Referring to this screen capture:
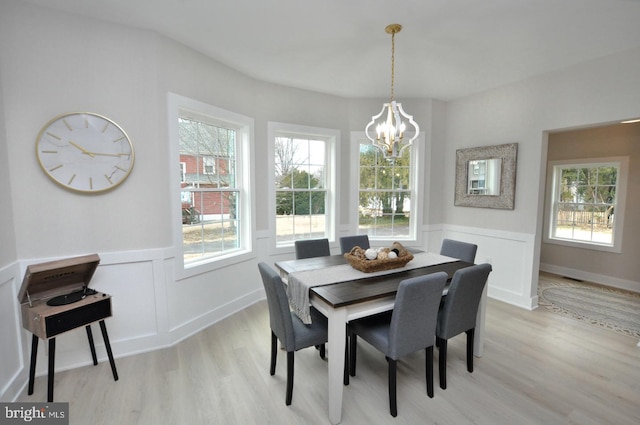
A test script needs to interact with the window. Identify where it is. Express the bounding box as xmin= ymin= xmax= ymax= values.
xmin=269 ymin=122 xmax=337 ymax=248
xmin=354 ymin=134 xmax=421 ymax=242
xmin=546 ymin=157 xmax=628 ymax=252
xmin=169 ymin=93 xmax=253 ymax=275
